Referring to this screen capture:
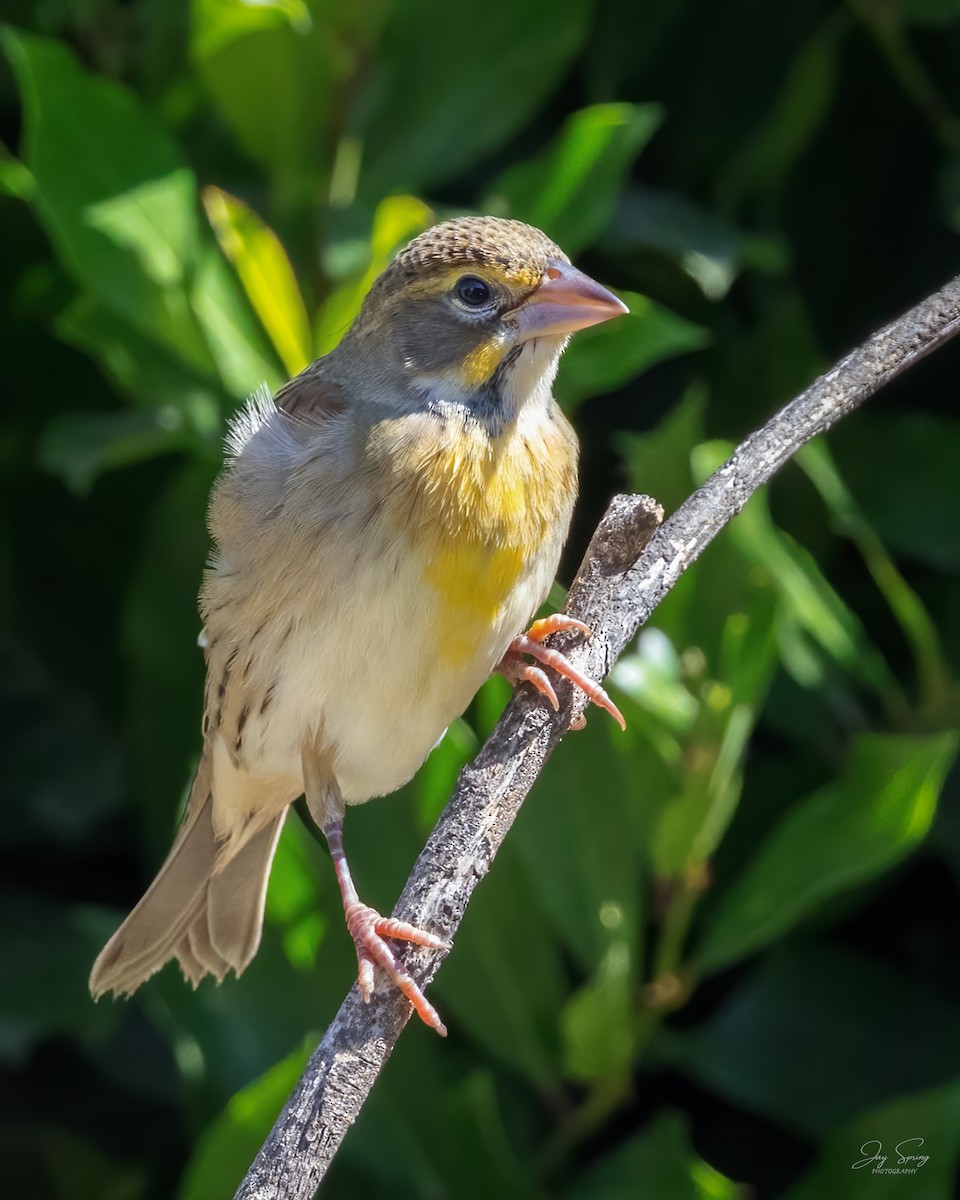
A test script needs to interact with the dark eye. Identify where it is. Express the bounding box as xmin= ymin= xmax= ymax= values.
xmin=456 ymin=276 xmax=491 ymax=307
